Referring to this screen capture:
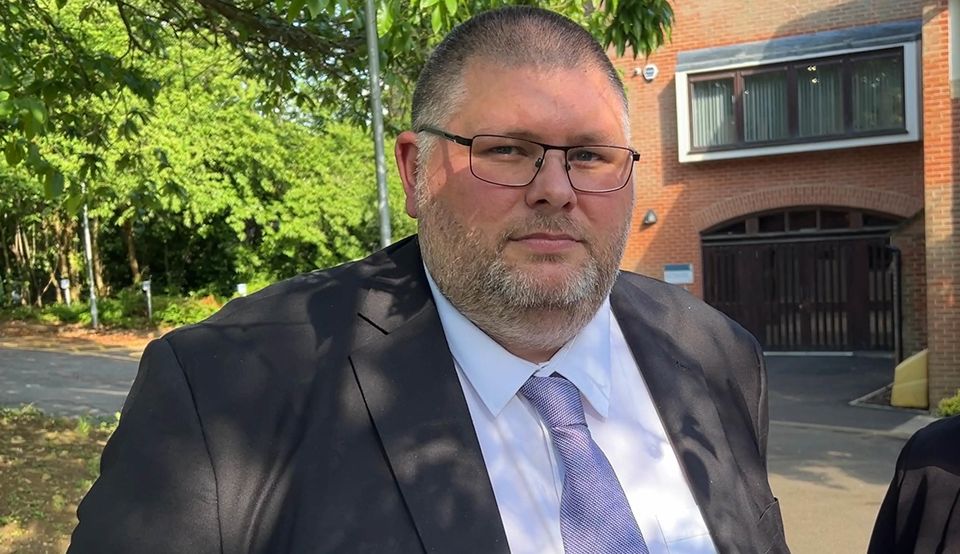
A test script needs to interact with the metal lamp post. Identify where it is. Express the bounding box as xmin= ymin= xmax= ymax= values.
xmin=80 ymin=183 xmax=99 ymax=329
xmin=364 ymin=0 xmax=392 ymax=248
